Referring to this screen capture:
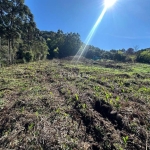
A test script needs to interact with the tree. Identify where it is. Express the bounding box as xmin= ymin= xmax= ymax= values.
xmin=41 ymin=30 xmax=81 ymax=59
xmin=126 ymin=48 xmax=134 ymax=55
xmin=59 ymin=32 xmax=81 ymax=58
xmin=31 ymin=38 xmax=49 ymax=60
xmin=22 ymin=14 xmax=36 ymax=50
xmin=136 ymin=49 xmax=150 ymax=63
xmin=0 ymin=0 xmax=37 ymax=64
xmin=53 ymin=47 xmax=59 ymax=58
